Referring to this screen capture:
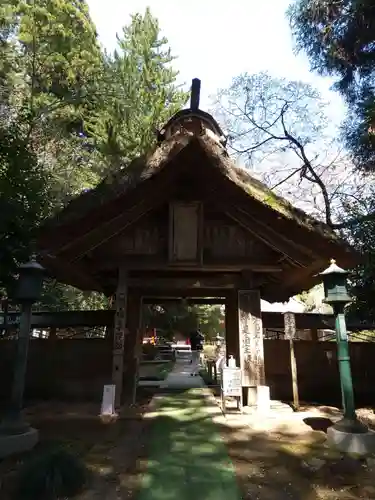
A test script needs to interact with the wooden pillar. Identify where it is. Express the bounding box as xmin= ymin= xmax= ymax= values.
xmin=49 ymin=327 xmax=57 ymax=340
xmin=284 ymin=312 xmax=299 ymax=410
xmin=310 ymin=328 xmax=319 ymax=341
xmin=47 ymin=326 xmax=57 ymax=397
xmin=238 ymin=290 xmax=267 ymax=407
xmin=122 ymin=290 xmax=142 ymax=405
xmin=225 ymin=290 xmax=240 ymax=365
xmin=112 ymin=267 xmax=128 ymax=409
